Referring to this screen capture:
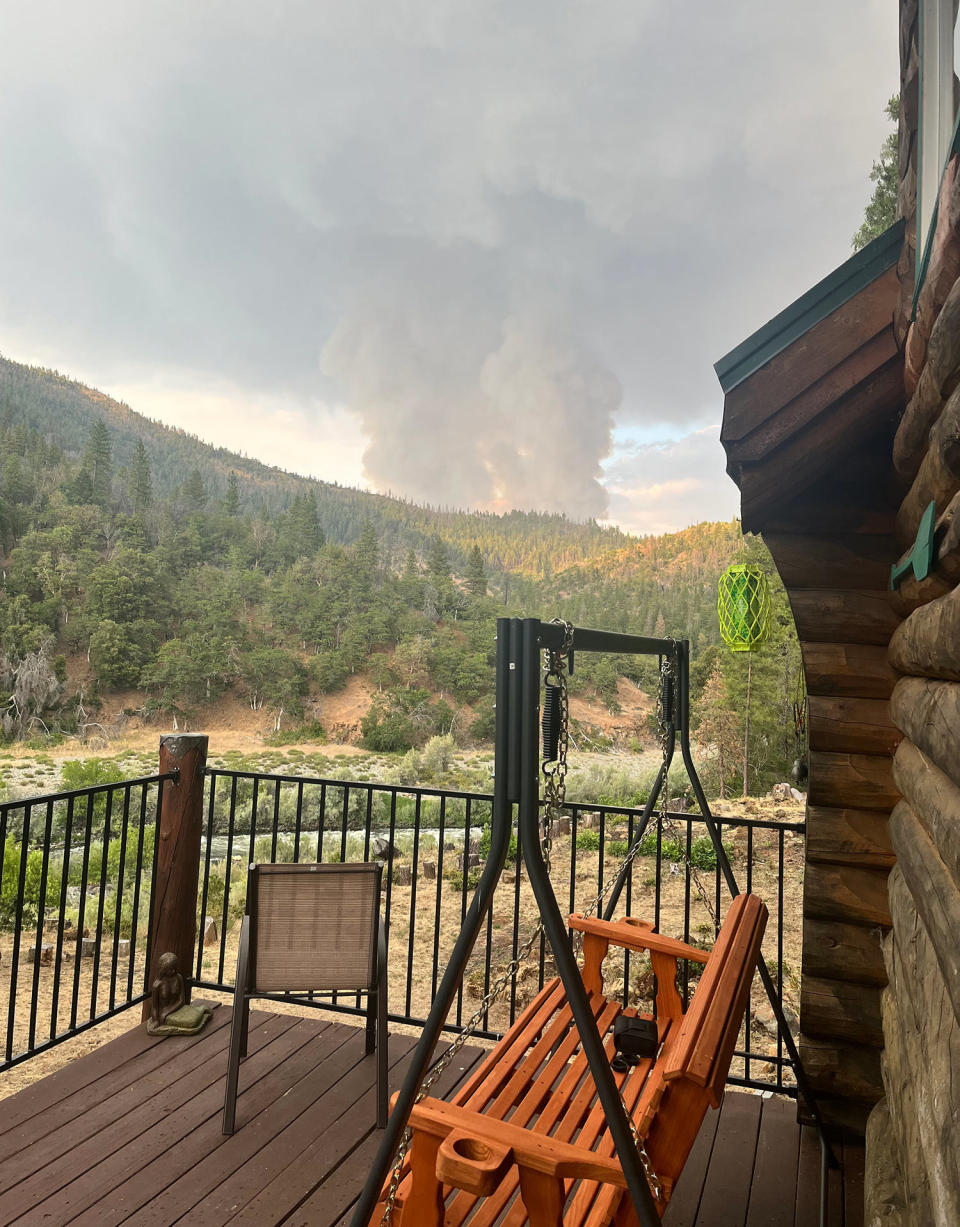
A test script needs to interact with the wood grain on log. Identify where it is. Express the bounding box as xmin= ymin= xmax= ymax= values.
xmin=142 ymin=734 xmax=208 ymax=1021
xmin=889 ymin=801 xmax=960 ymax=1026
xmin=864 ymin=1102 xmax=909 ymax=1227
xmin=895 ymin=382 xmax=960 ymax=546
xmin=807 ymin=750 xmax=899 ymax=811
xmin=894 ymin=360 xmax=941 ymax=482
xmin=807 ymin=696 xmax=901 ymax=756
xmin=804 ymin=860 xmax=892 ymax=928
xmin=799 ymin=1035 xmax=884 ymax=1104
xmin=889 ymin=676 xmax=960 ymax=789
xmin=805 ymin=804 xmax=894 ymax=870
xmin=788 ymin=590 xmax=900 ymax=646
xmin=802 ymin=642 xmax=897 ymax=699
xmin=726 ymin=328 xmax=898 ymax=464
xmin=738 ymin=357 xmax=904 ymax=532
xmin=800 ymin=974 xmax=884 ymax=1047
xmin=881 ymin=868 xmax=960 ymax=1225
xmin=892 ymin=738 xmax=960 ymax=885
xmin=910 ymin=157 xmax=960 ymax=380
xmin=764 ymin=533 xmax=895 ymax=591
xmin=802 ymin=916 xmax=887 ymax=986
xmin=889 ymin=579 xmax=960 ymax=679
